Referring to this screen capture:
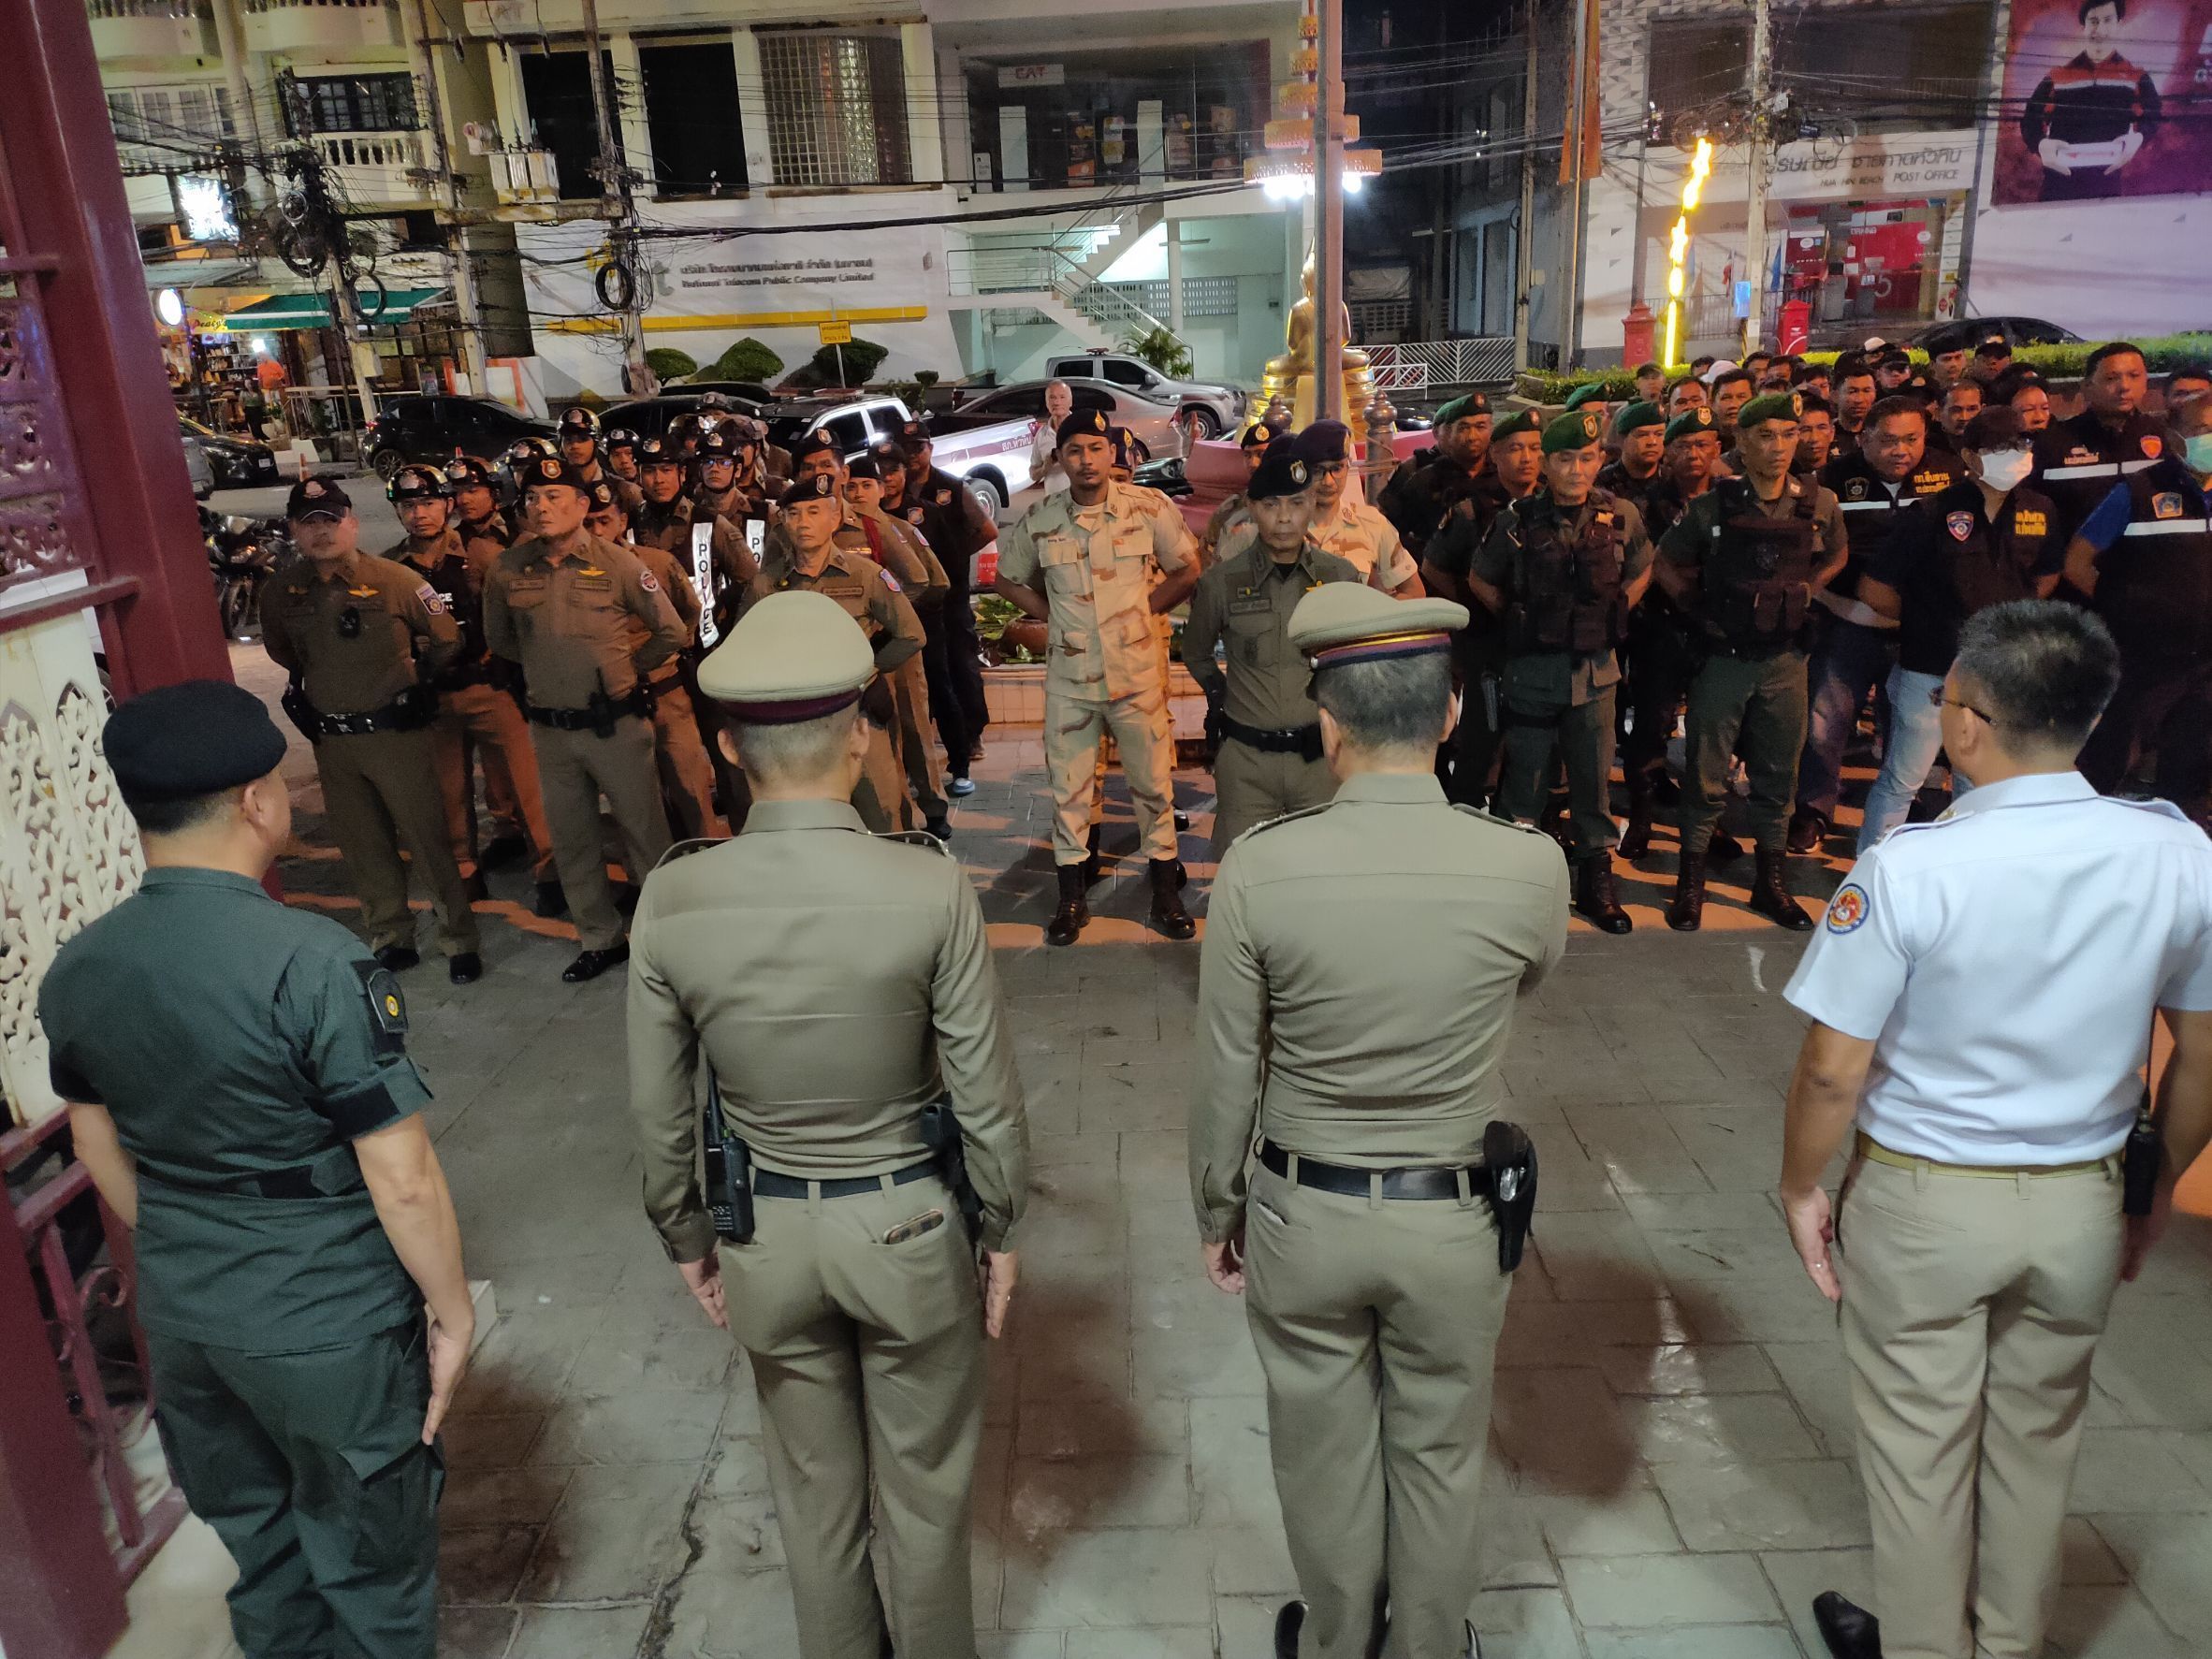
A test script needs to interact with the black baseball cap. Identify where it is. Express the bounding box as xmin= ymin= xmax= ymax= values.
xmin=285 ymin=476 xmax=351 ymax=521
